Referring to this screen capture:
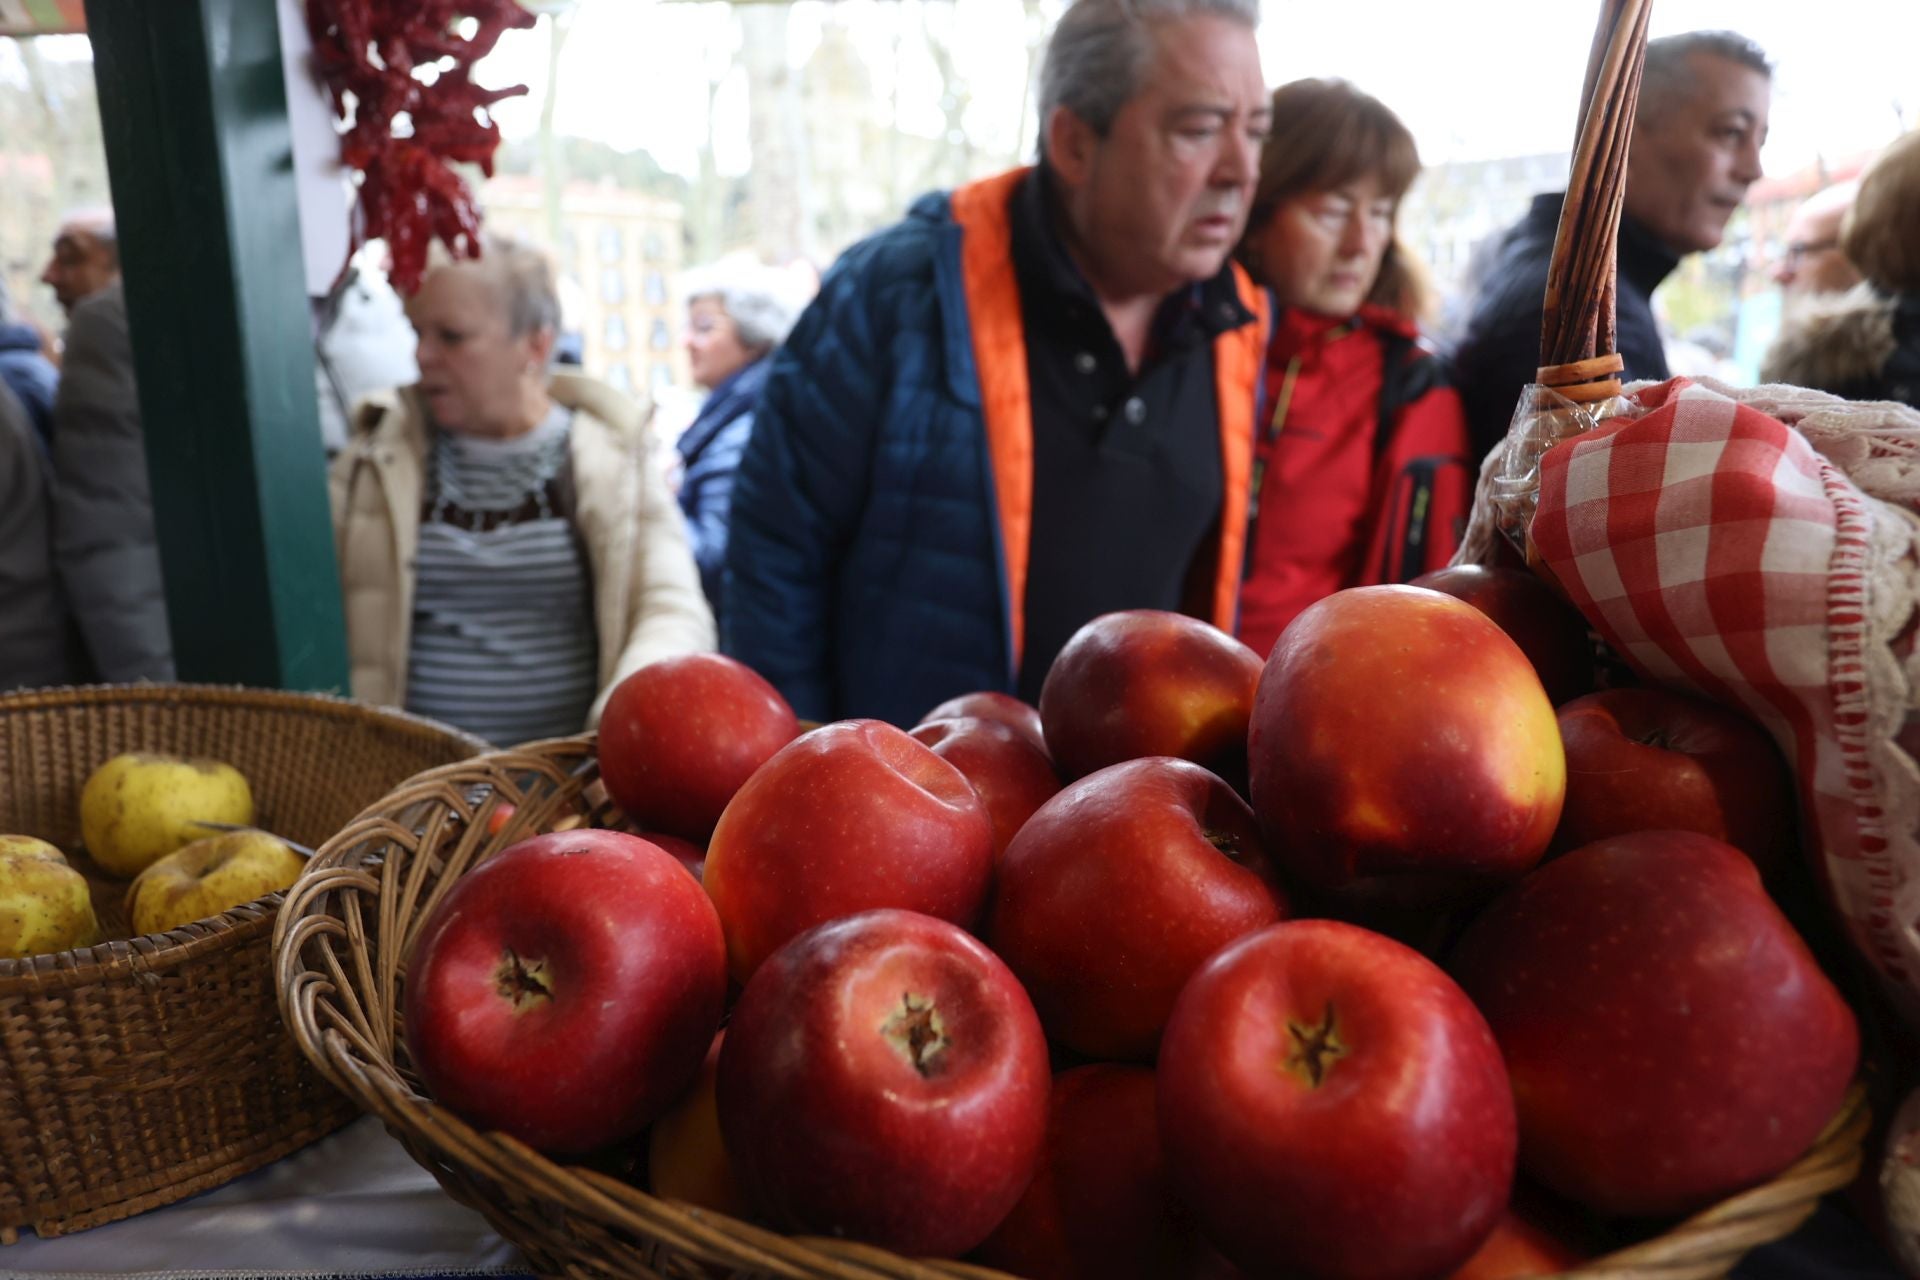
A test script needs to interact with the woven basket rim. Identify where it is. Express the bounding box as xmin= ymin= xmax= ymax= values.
xmin=276 ymin=735 xmax=1871 ymax=1280
xmin=0 ymin=680 xmax=493 ymax=745
xmin=0 ymin=682 xmax=490 ymax=992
